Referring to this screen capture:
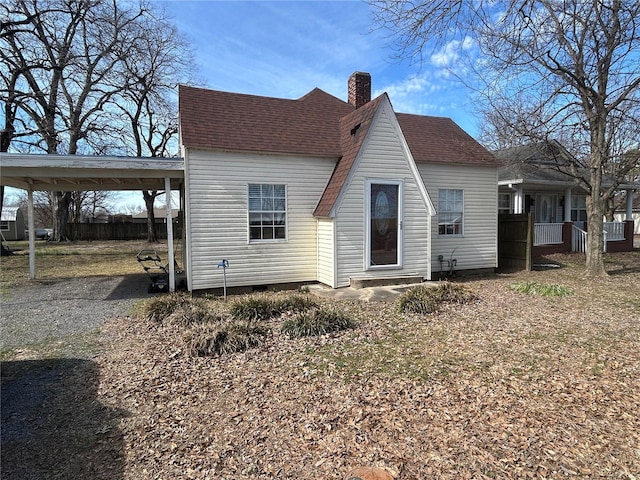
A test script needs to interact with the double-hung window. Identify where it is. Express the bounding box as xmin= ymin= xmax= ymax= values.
xmin=571 ymin=196 xmax=587 ymax=223
xmin=438 ymin=189 xmax=463 ymax=235
xmin=248 ymin=184 xmax=287 ymax=241
xmin=498 ymin=192 xmax=512 ymax=214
